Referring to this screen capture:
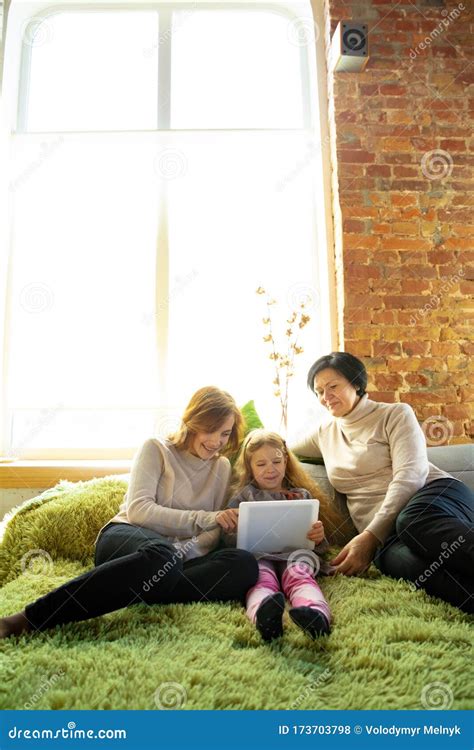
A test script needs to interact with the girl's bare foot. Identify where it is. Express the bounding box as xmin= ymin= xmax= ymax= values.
xmin=0 ymin=611 xmax=32 ymax=639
